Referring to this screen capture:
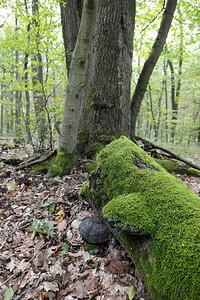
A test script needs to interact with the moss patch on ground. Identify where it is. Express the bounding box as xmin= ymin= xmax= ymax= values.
xmin=82 ymin=136 xmax=200 ymax=300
